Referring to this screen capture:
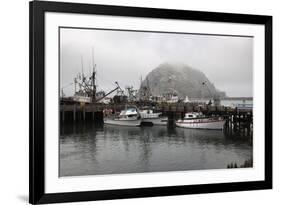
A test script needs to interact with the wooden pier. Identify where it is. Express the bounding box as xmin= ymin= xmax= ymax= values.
xmin=60 ymin=102 xmax=253 ymax=134
xmin=60 ymin=104 xmax=104 ymax=123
